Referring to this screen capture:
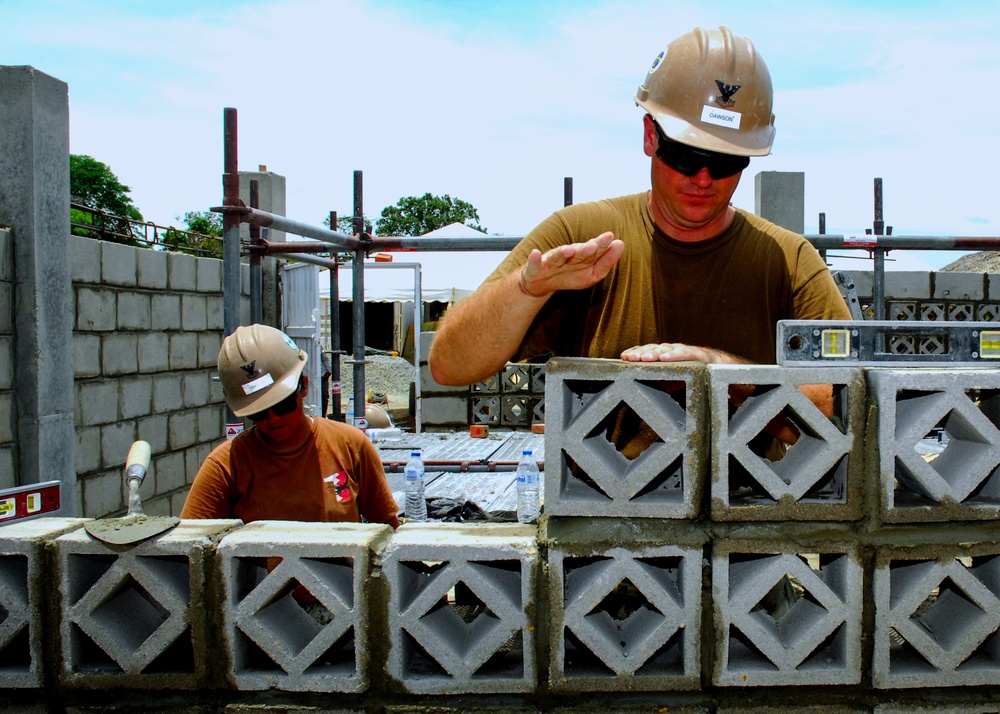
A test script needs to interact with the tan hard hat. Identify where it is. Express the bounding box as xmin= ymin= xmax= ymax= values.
xmin=635 ymin=26 xmax=775 ymax=157
xmin=365 ymin=404 xmax=392 ymax=429
xmin=217 ymin=324 xmax=308 ymax=417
